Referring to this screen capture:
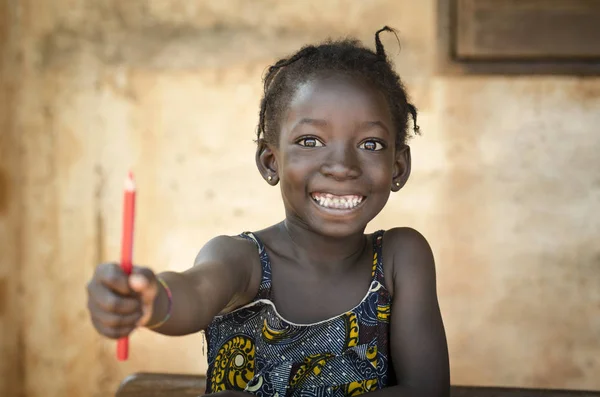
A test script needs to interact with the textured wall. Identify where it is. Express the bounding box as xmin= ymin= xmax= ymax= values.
xmin=0 ymin=0 xmax=599 ymax=396
xmin=0 ymin=1 xmax=23 ymax=396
